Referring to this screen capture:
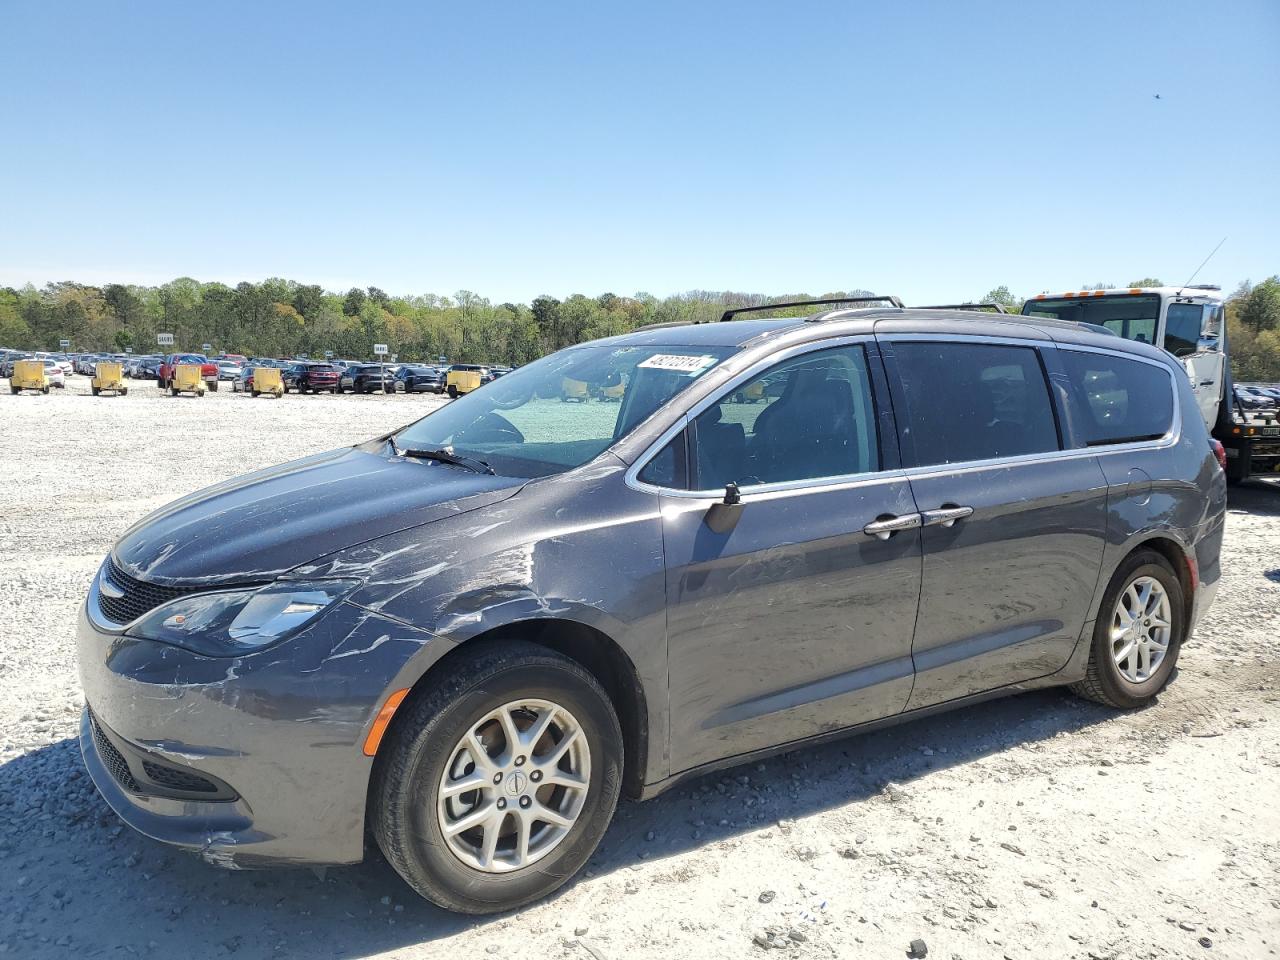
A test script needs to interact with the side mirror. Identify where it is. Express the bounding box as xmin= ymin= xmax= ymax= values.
xmin=704 ymin=482 xmax=743 ymax=534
